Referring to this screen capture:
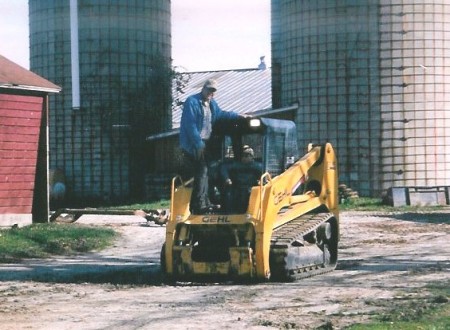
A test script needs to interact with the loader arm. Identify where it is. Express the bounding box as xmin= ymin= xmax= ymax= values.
xmin=253 ymin=143 xmax=339 ymax=279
